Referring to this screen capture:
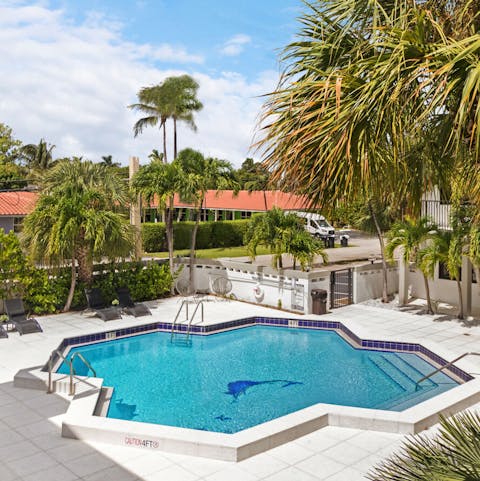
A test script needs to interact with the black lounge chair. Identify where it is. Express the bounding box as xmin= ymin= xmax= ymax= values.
xmin=84 ymin=288 xmax=121 ymax=321
xmin=4 ymin=299 xmax=42 ymax=335
xmin=0 ymin=324 xmax=7 ymax=338
xmin=116 ymin=287 xmax=151 ymax=317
